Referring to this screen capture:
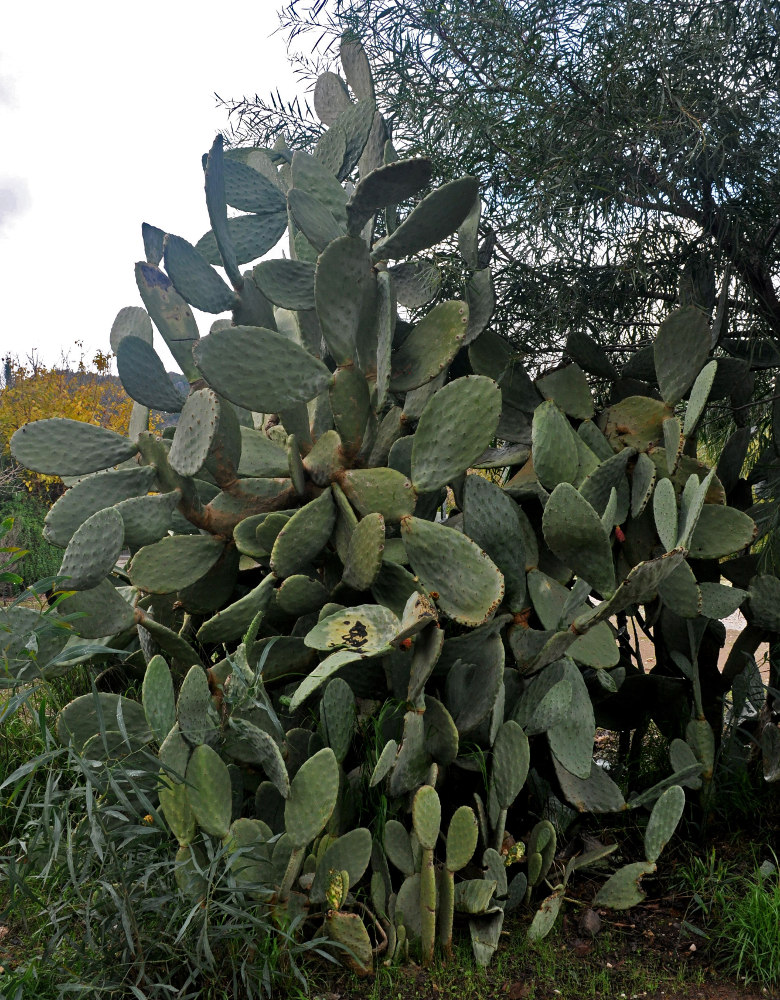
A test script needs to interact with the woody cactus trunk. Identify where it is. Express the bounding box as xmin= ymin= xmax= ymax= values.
xmin=11 ymin=35 xmax=774 ymax=971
